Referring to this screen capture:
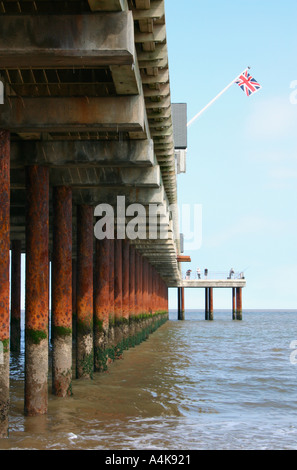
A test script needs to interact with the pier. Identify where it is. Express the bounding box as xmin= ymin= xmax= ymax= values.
xmin=0 ymin=0 xmax=182 ymax=439
xmin=177 ymin=272 xmax=246 ymax=321
xmin=0 ymin=0 xmax=247 ymax=440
